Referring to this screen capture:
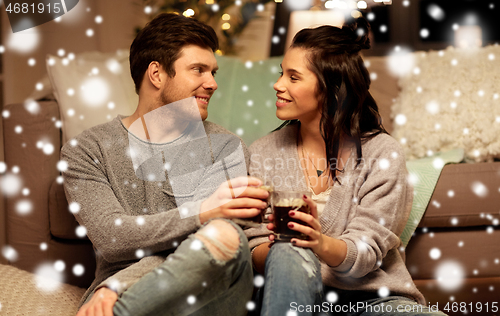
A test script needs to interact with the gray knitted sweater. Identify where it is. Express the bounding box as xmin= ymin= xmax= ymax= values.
xmin=61 ymin=116 xmax=248 ymax=306
xmin=245 ymin=124 xmax=425 ymax=305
